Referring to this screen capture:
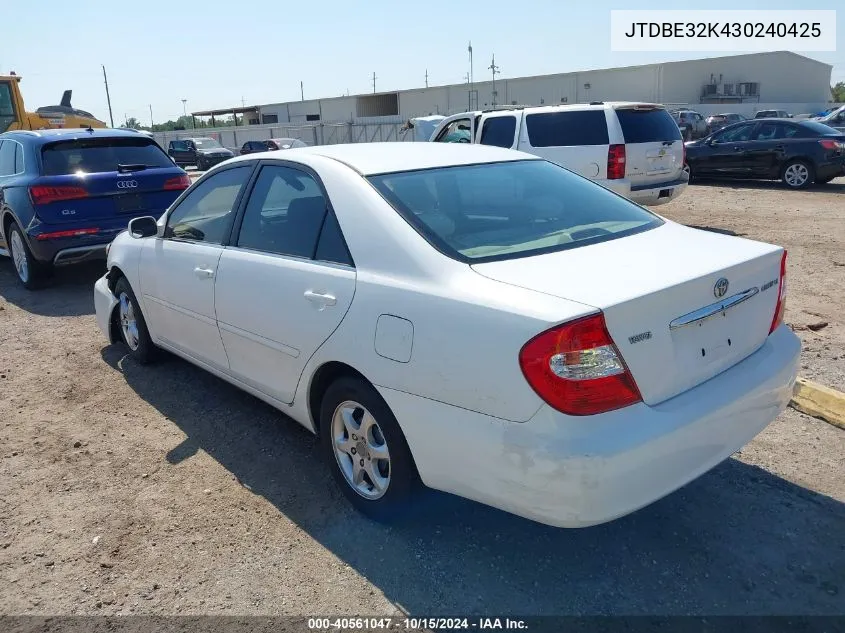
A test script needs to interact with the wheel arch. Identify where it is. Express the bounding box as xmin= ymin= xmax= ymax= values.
xmin=307 ymin=361 xmax=372 ymax=436
xmin=105 ymin=265 xmax=129 ymax=344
